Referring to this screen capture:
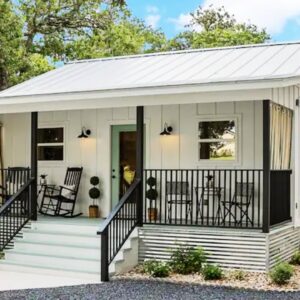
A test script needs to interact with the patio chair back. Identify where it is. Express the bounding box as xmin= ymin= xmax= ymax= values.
xmin=234 ymin=182 xmax=254 ymax=204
